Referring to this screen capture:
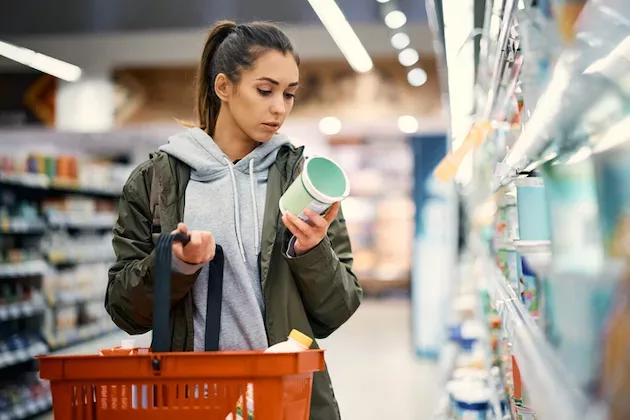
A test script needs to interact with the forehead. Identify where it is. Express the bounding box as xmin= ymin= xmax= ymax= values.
xmin=244 ymin=50 xmax=299 ymax=84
